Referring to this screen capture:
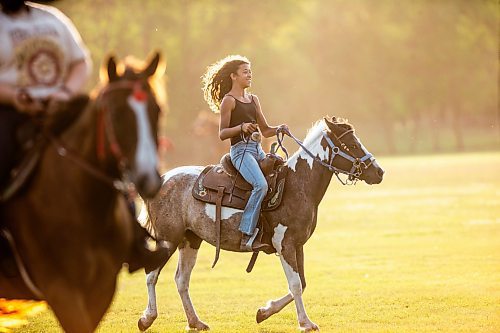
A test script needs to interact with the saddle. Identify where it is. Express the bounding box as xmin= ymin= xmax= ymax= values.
xmin=193 ymin=153 xmax=287 ymax=211
xmin=192 ymin=152 xmax=287 ymax=268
